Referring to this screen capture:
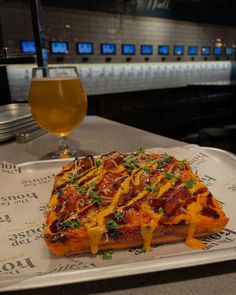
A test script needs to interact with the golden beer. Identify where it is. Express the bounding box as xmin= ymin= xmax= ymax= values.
xmin=29 ymin=77 xmax=87 ymax=136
